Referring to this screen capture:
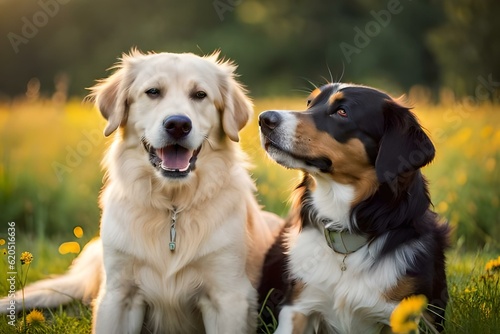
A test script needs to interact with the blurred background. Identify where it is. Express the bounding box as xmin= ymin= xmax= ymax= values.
xmin=0 ymin=0 xmax=499 ymax=98
xmin=0 ymin=0 xmax=498 ymax=254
